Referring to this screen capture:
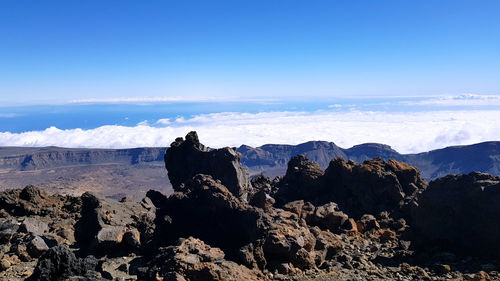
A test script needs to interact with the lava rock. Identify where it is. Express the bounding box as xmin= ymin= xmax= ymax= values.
xmin=19 ymin=217 xmax=49 ymax=236
xmin=27 ymin=235 xmax=50 ymax=258
xmin=165 ymin=131 xmax=251 ymax=197
xmin=26 ymin=245 xmax=101 ymax=281
xmin=139 ymin=237 xmax=268 ymax=281
xmin=275 ymin=155 xmax=324 ymax=205
xmin=74 ymin=192 xmax=154 ymax=254
xmin=413 ymin=172 xmax=500 ymax=258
